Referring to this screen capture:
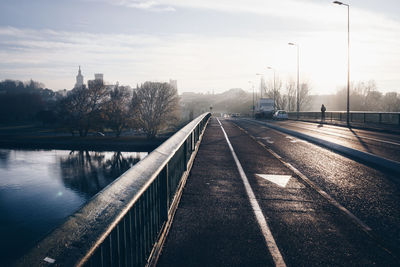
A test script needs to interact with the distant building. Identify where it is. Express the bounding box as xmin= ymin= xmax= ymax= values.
xmin=94 ymin=73 xmax=104 ymax=82
xmin=169 ymin=79 xmax=177 ymax=91
xmin=75 ymin=66 xmax=84 ymax=88
xmin=88 ymin=73 xmax=105 ymax=88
